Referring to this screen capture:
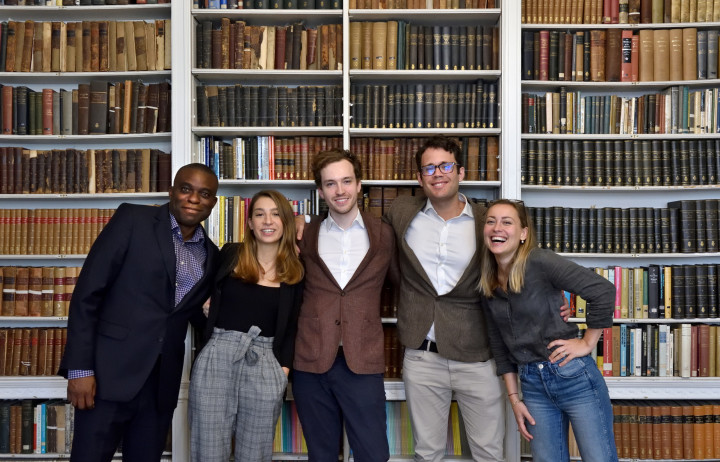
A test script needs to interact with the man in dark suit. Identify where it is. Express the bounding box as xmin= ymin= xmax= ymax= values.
xmin=293 ymin=149 xmax=393 ymax=462
xmin=58 ymin=163 xmax=219 ymax=462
